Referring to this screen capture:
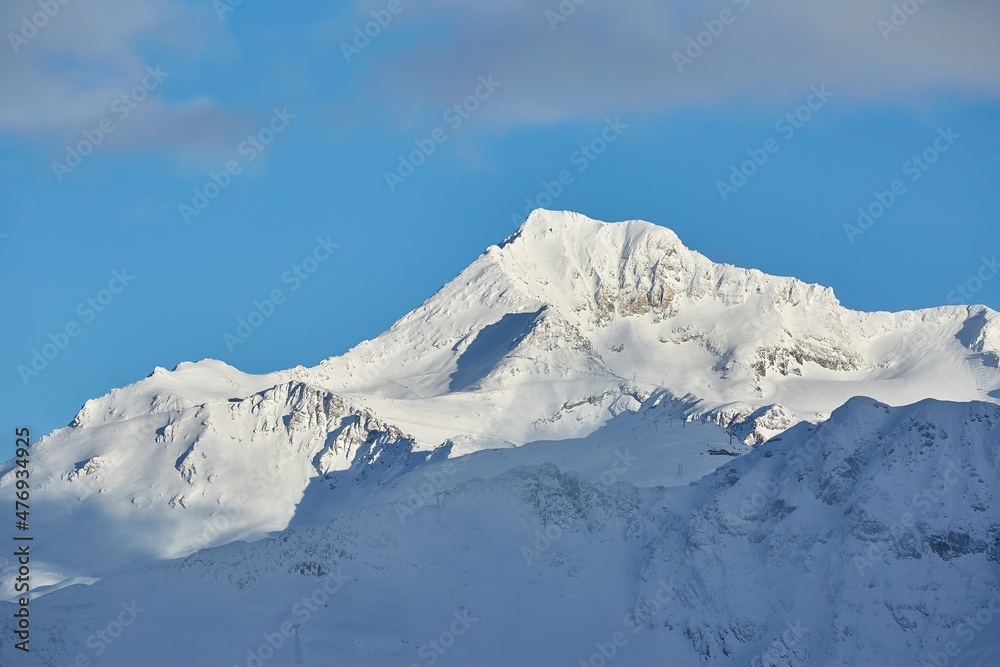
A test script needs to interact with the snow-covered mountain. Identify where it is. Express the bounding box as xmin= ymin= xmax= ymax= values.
xmin=3 ymin=209 xmax=999 ymax=597
xmin=633 ymin=396 xmax=1000 ymax=666
xmin=307 ymin=209 xmax=1000 ymax=445
xmin=3 ymin=397 xmax=998 ymax=667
